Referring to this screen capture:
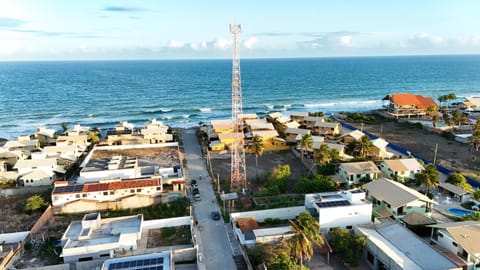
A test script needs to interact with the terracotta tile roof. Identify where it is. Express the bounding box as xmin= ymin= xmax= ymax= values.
xmin=83 ymin=183 xmax=108 ymax=192
xmin=389 ymin=93 xmax=437 ymax=109
xmin=82 ymin=178 xmax=160 ymax=192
